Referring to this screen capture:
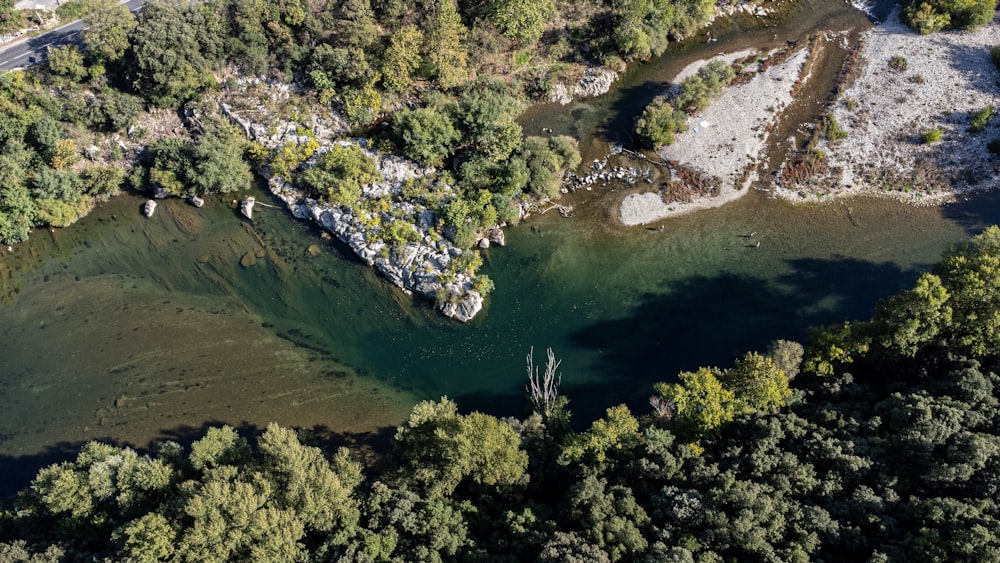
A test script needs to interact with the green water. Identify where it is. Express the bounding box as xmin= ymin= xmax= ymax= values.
xmin=0 ymin=0 xmax=993 ymax=491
